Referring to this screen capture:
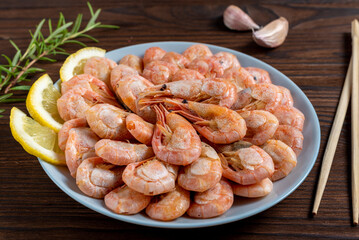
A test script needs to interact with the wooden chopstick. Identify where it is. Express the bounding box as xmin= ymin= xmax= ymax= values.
xmin=312 ymin=57 xmax=352 ymax=215
xmin=351 ymin=19 xmax=359 ymax=225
